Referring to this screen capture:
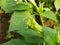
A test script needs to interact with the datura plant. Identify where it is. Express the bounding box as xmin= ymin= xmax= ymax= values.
xmin=0 ymin=0 xmax=60 ymax=45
